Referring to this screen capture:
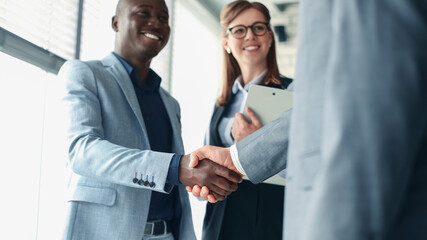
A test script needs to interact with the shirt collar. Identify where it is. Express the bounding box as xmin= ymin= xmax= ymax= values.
xmin=112 ymin=52 xmax=162 ymax=92
xmin=232 ymin=69 xmax=267 ymax=94
xmin=113 ymin=52 xmax=133 ymax=74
